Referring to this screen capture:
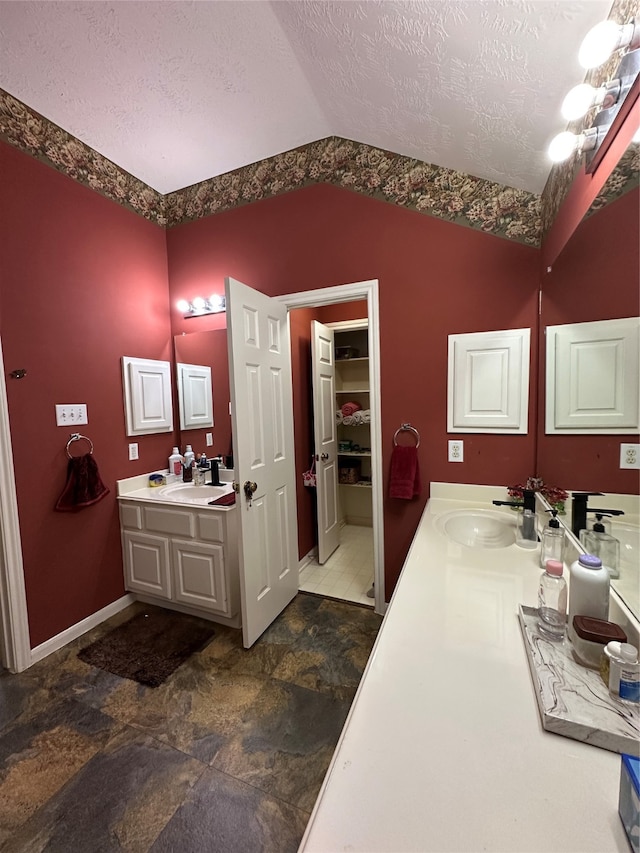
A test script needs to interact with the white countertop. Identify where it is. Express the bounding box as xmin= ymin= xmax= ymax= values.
xmin=300 ymin=483 xmax=635 ymax=853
